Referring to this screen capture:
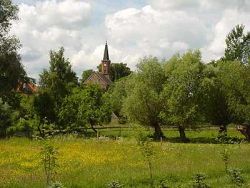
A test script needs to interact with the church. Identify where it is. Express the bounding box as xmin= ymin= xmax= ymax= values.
xmin=84 ymin=42 xmax=112 ymax=89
